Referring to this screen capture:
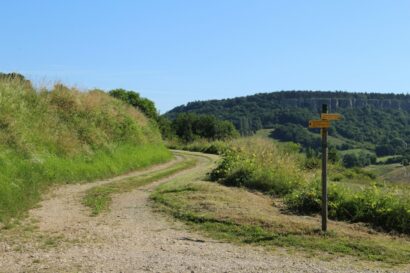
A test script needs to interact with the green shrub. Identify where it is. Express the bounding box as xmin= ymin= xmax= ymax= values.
xmin=285 ymin=182 xmax=410 ymax=234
